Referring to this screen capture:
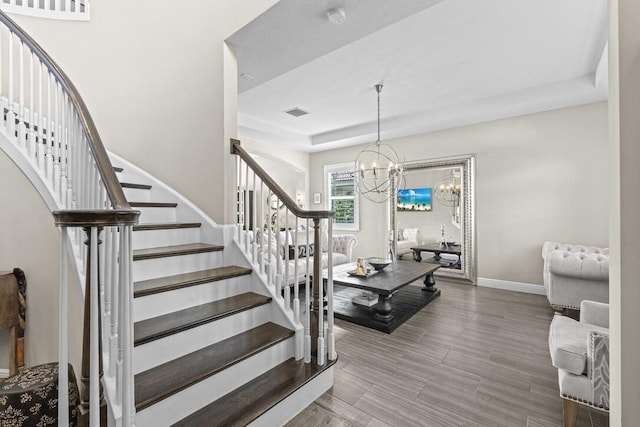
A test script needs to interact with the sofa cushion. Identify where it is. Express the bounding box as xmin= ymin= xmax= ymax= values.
xmin=548 ymin=251 xmax=609 ymax=281
xmin=549 ymin=316 xmax=608 ymax=375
